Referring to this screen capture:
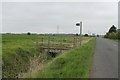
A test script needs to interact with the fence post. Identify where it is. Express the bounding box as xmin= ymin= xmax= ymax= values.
xmin=41 ymin=37 xmax=43 ymax=45
xmin=80 ymin=37 xmax=82 ymax=46
xmin=60 ymin=38 xmax=62 ymax=53
xmin=48 ymin=36 xmax=50 ymax=53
